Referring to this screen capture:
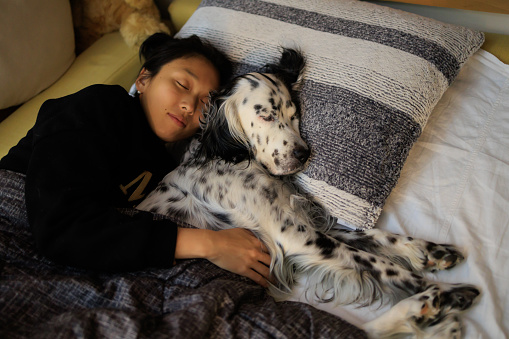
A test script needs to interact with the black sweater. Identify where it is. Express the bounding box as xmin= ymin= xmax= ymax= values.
xmin=0 ymin=85 xmax=180 ymax=272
